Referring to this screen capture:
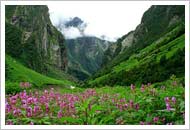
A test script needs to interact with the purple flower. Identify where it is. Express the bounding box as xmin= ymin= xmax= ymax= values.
xmin=166 ymin=103 xmax=171 ymax=111
xmin=22 ymin=90 xmax=27 ymax=98
xmin=6 ymin=120 xmax=13 ymax=125
xmin=45 ymin=103 xmax=49 ymax=113
xmin=124 ymin=104 xmax=128 ymax=108
xmin=164 ymin=97 xmax=170 ymax=103
xmin=33 ymin=98 xmax=38 ymax=104
xmin=30 ymin=121 xmax=34 ymax=125
xmin=26 ymin=107 xmax=32 ymax=112
xmin=27 ymin=97 xmax=33 ymax=104
xmin=44 ymin=90 xmax=48 ymax=95
xmin=26 ymin=111 xmax=32 ymax=117
xmin=57 ymin=110 xmax=63 ymax=118
xmin=135 ymin=103 xmax=139 ymax=111
xmin=33 ymin=106 xmax=40 ymax=113
xmin=26 ymin=107 xmax=32 ymax=117
xmin=5 ymin=102 xmax=11 ymax=113
xmin=153 ymin=117 xmax=159 ymax=123
xmin=129 ymin=100 xmax=134 ymax=108
xmin=140 ymin=121 xmax=145 ymax=125
xmin=13 ymin=109 xmax=17 ymax=116
xmin=60 ymin=102 xmax=66 ymax=109
xmin=171 ymin=97 xmax=176 ymax=104
xmin=119 ymin=98 xmax=126 ymax=103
